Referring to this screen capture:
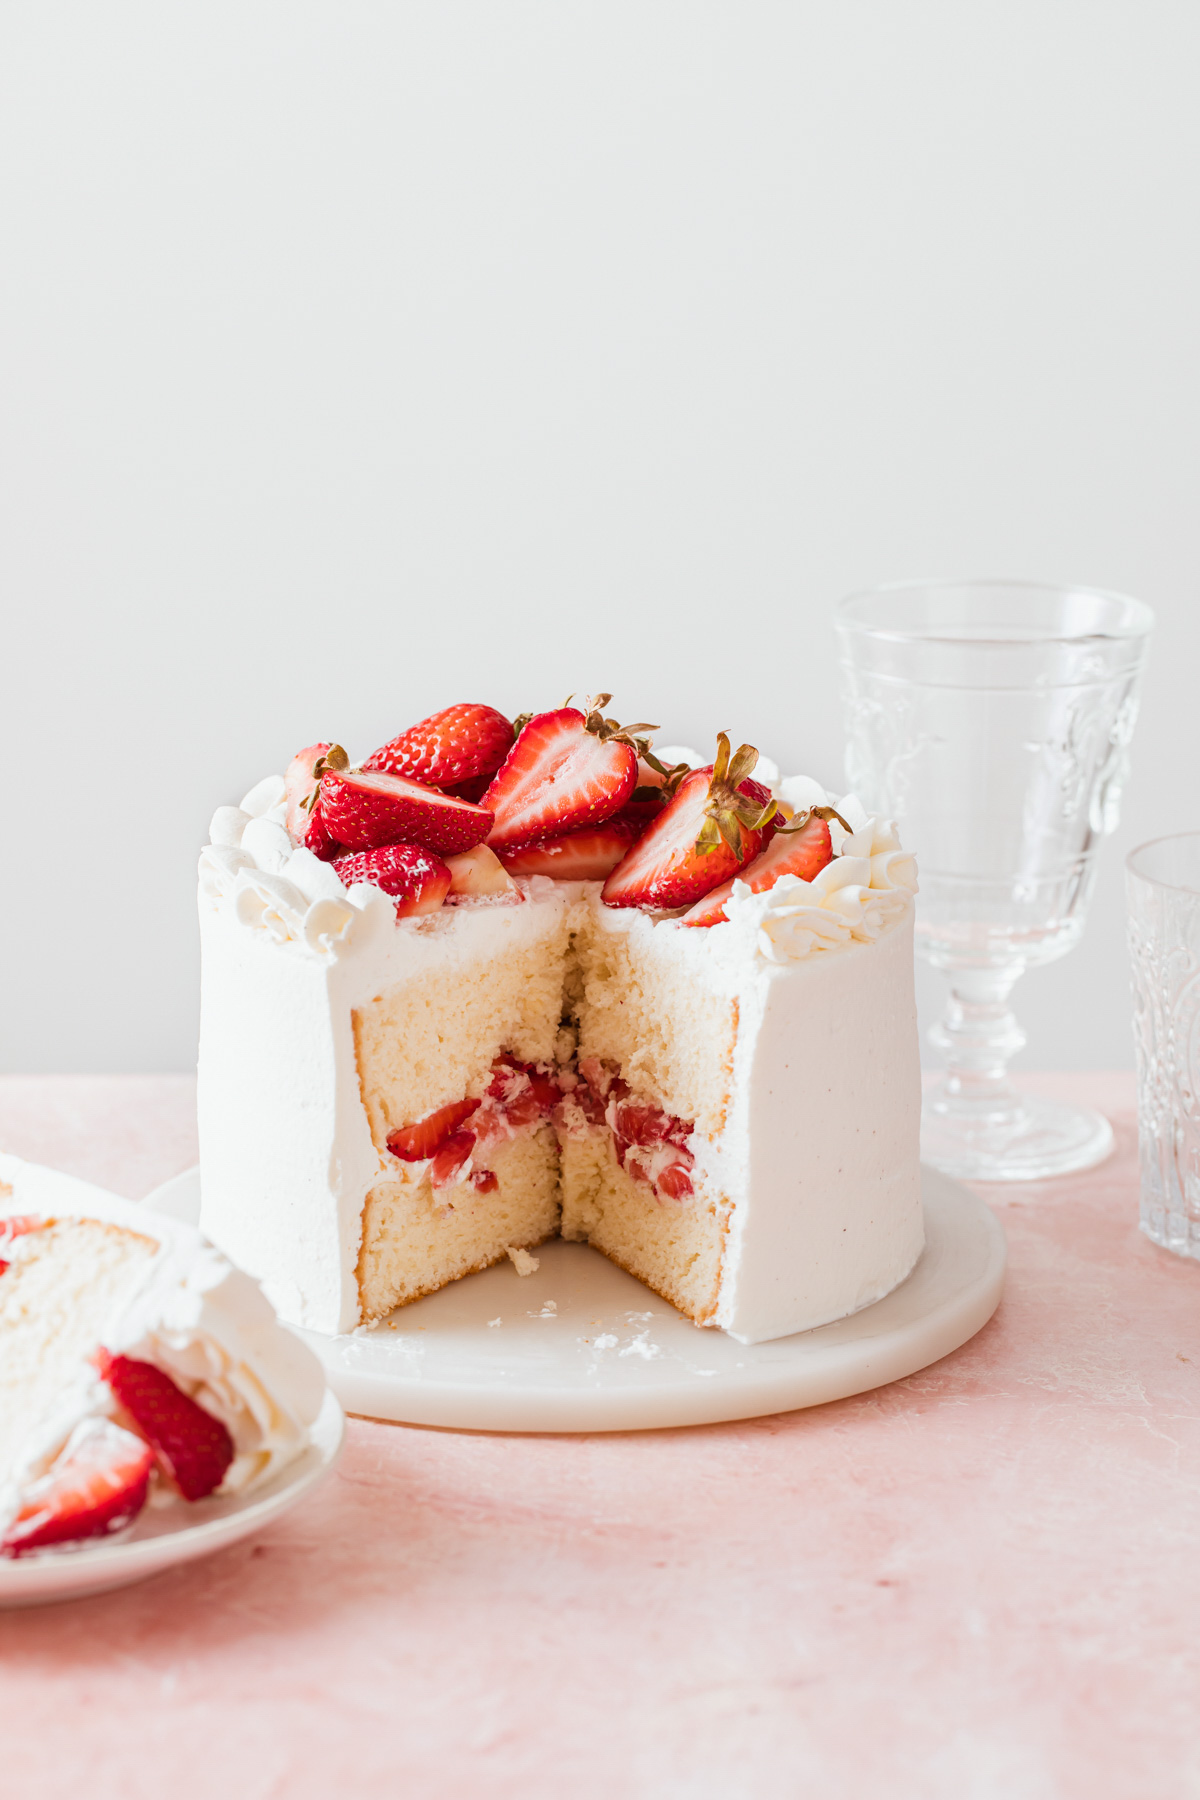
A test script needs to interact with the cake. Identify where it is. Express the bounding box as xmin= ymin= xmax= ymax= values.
xmin=197 ymin=696 xmax=923 ymax=1344
xmin=0 ymin=1157 xmax=325 ymax=1557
